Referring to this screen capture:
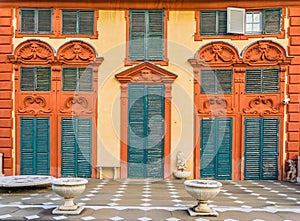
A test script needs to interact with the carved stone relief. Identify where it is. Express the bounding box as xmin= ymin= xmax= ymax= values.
xmin=243 ymin=96 xmax=280 ymax=116
xmin=18 ymin=95 xmax=52 ymax=115
xmin=60 ymin=94 xmax=93 ymax=116
xmin=199 ymin=96 xmax=233 ymax=117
